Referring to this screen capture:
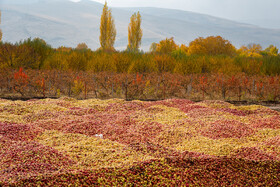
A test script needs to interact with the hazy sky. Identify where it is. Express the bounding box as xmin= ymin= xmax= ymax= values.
xmin=71 ymin=0 xmax=280 ymax=27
